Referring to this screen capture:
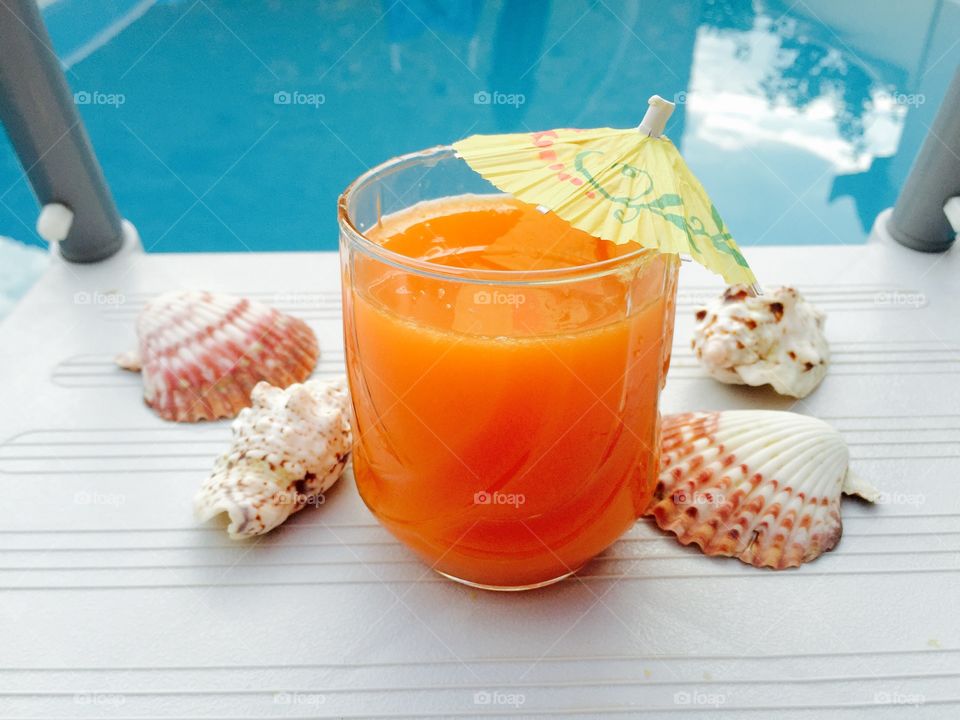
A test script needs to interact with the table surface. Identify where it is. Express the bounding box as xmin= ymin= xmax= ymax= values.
xmin=0 ymin=230 xmax=958 ymax=718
